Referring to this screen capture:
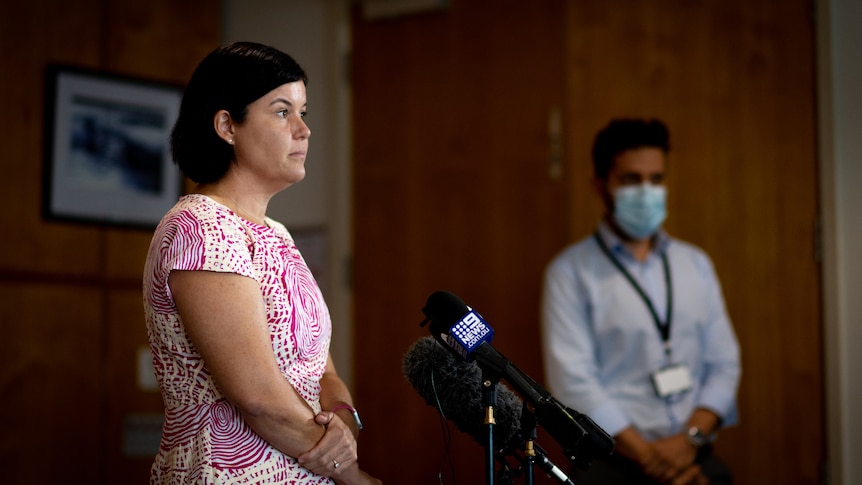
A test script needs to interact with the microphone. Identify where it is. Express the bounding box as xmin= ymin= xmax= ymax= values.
xmin=402 ymin=336 xmax=524 ymax=451
xmin=403 ymin=336 xmax=575 ymax=484
xmin=420 ymin=290 xmax=495 ymax=362
xmin=420 ymin=291 xmax=615 ymax=467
